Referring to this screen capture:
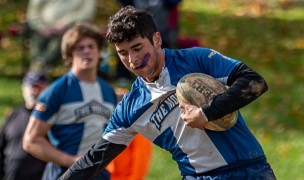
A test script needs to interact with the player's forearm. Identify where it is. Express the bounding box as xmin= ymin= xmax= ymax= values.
xmin=23 ymin=136 xmax=77 ymax=167
xmin=202 ymin=63 xmax=268 ymax=121
xmin=59 ymin=138 xmax=127 ymax=180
